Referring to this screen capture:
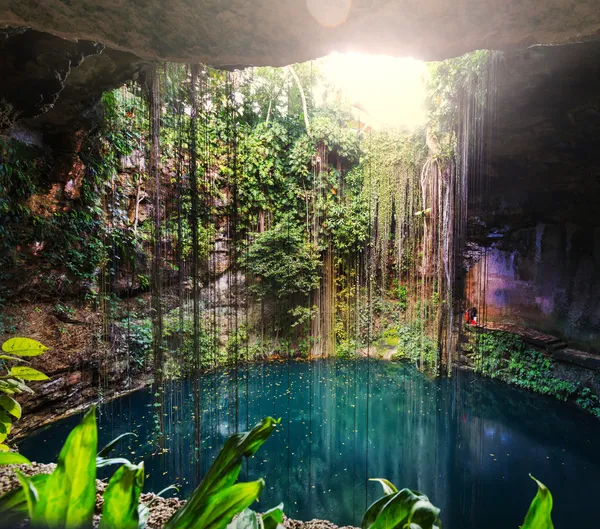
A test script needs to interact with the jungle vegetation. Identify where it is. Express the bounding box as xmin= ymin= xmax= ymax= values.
xmin=0 ymin=53 xmax=494 ymax=377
